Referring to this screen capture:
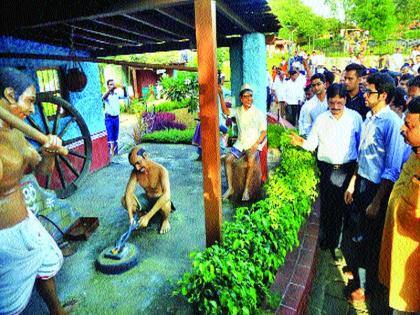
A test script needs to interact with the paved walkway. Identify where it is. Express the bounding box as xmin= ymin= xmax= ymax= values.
xmin=306 ymin=247 xmax=391 ymax=315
